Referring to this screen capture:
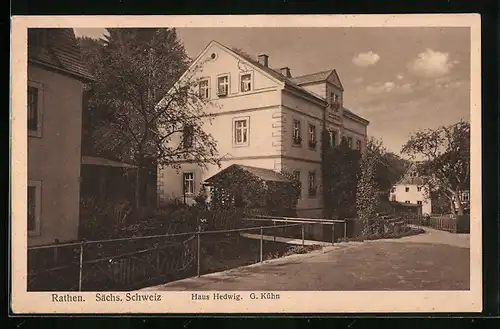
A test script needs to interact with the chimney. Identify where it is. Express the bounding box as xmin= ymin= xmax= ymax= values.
xmin=279 ymin=67 xmax=292 ymax=78
xmin=257 ymin=54 xmax=269 ymax=67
